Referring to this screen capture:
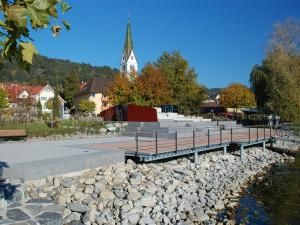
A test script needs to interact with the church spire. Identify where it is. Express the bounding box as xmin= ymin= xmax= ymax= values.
xmin=120 ymin=18 xmax=138 ymax=77
xmin=123 ymin=20 xmax=133 ymax=59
